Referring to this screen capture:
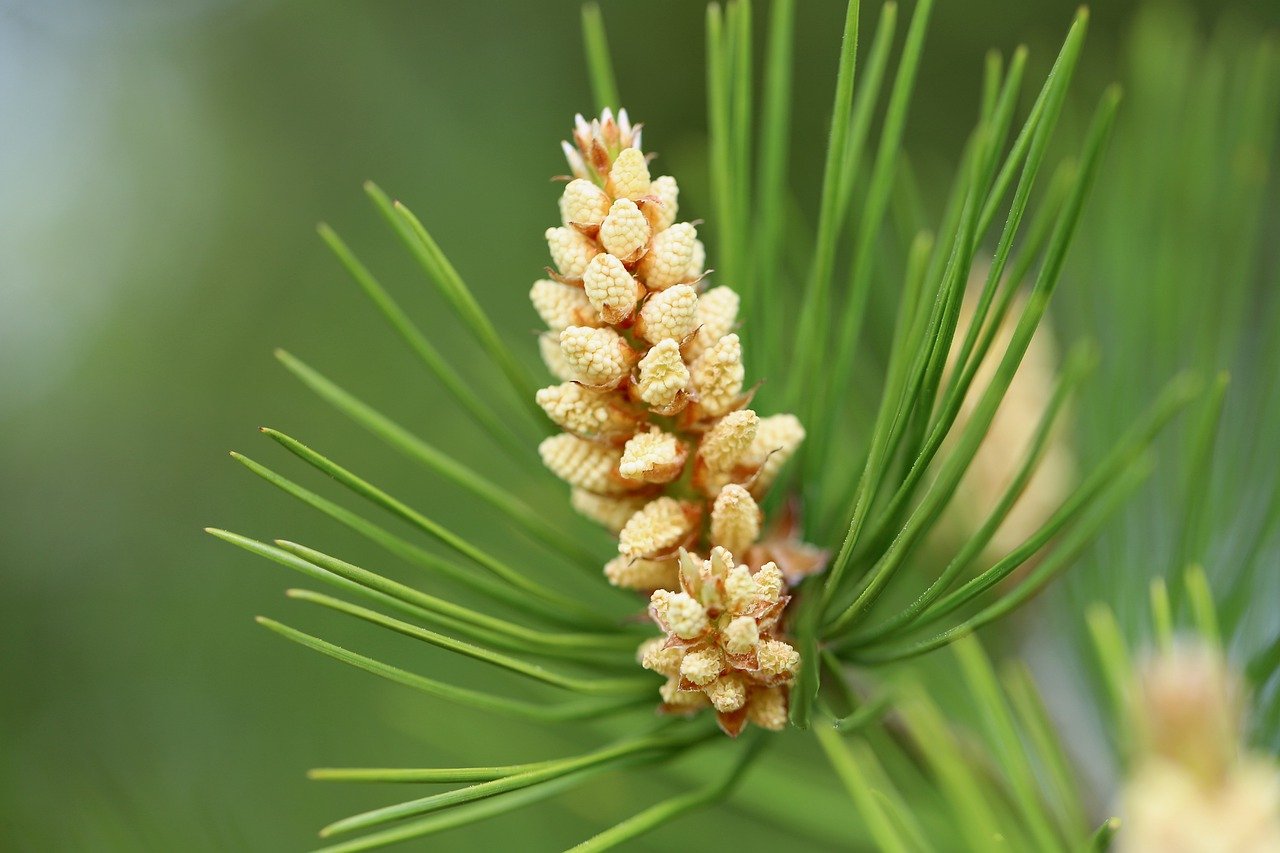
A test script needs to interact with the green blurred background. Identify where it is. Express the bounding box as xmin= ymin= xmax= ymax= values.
xmin=2 ymin=0 xmax=1277 ymax=849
